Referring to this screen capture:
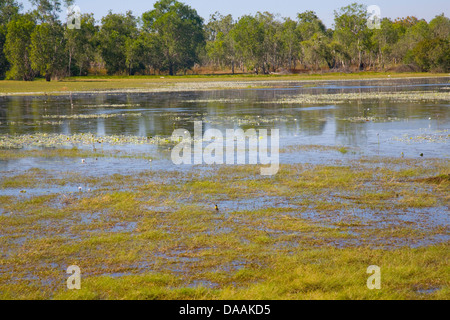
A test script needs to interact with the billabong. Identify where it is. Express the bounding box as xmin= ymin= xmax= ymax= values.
xmin=171 ymin=121 xmax=279 ymax=176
